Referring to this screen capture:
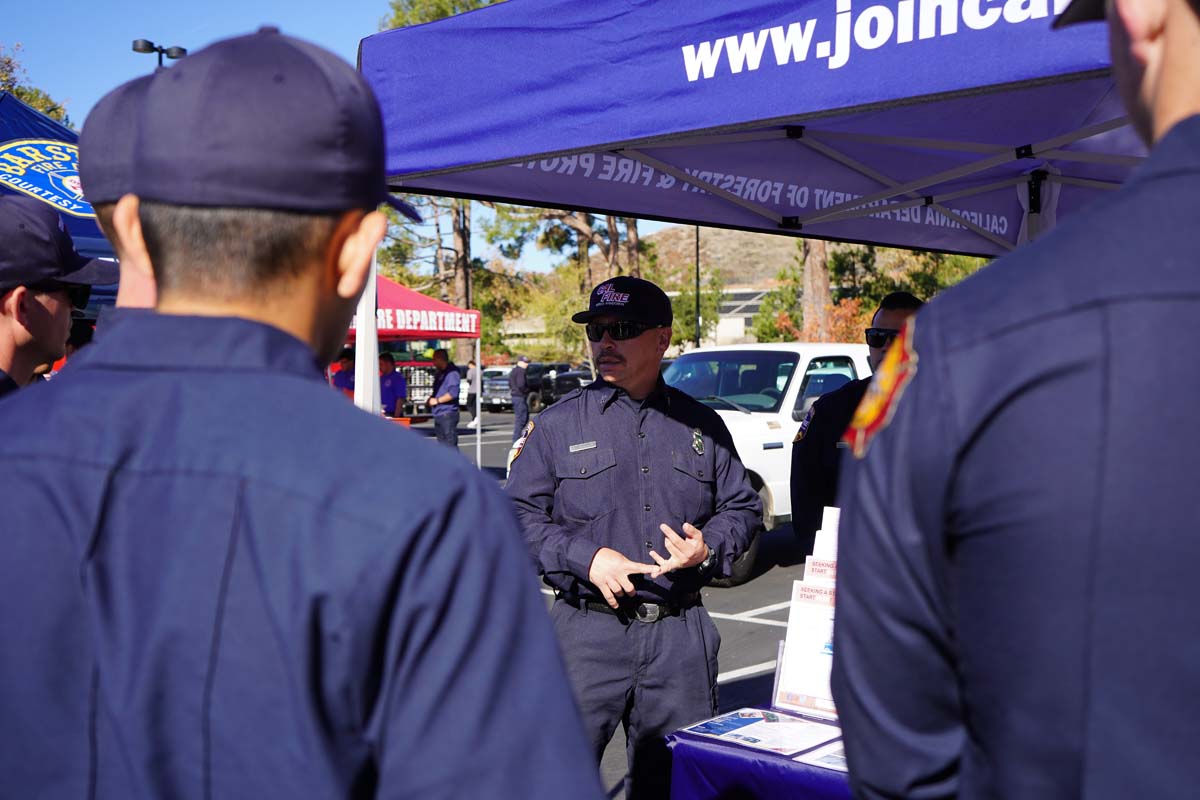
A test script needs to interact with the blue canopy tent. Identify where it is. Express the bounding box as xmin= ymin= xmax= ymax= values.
xmin=0 ymin=91 xmax=117 ymax=311
xmin=359 ymin=0 xmax=1145 ymax=257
